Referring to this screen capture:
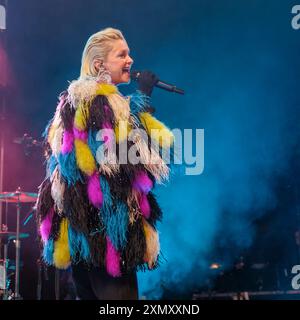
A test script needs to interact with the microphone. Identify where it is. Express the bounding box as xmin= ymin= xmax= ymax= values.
xmin=131 ymin=71 xmax=185 ymax=95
